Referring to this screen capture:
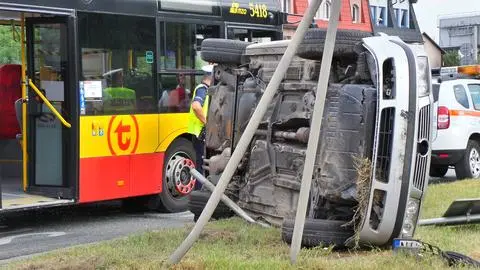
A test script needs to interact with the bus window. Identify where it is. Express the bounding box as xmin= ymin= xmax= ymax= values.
xmin=227 ymin=27 xmax=279 ymax=43
xmin=158 ymin=74 xmax=190 ymax=113
xmin=158 ymin=22 xmax=220 ymax=113
xmin=78 ymin=12 xmax=156 ymax=115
